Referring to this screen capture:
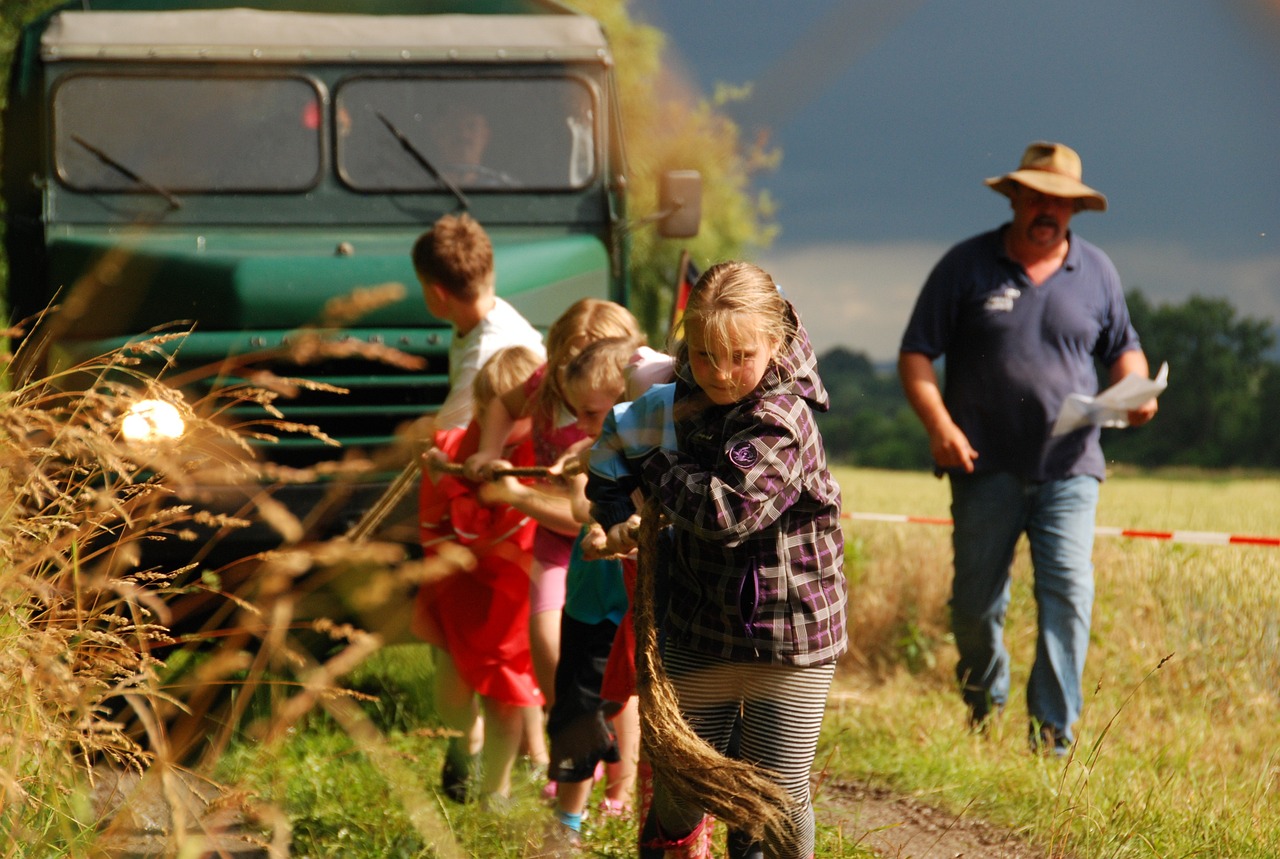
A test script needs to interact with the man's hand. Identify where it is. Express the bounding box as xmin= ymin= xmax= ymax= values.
xmin=1127 ymin=397 xmax=1158 ymax=428
xmin=928 ymin=419 xmax=979 ymax=473
xmin=899 ymin=351 xmax=978 ymax=473
xmin=1111 ymin=349 xmax=1158 ymax=428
